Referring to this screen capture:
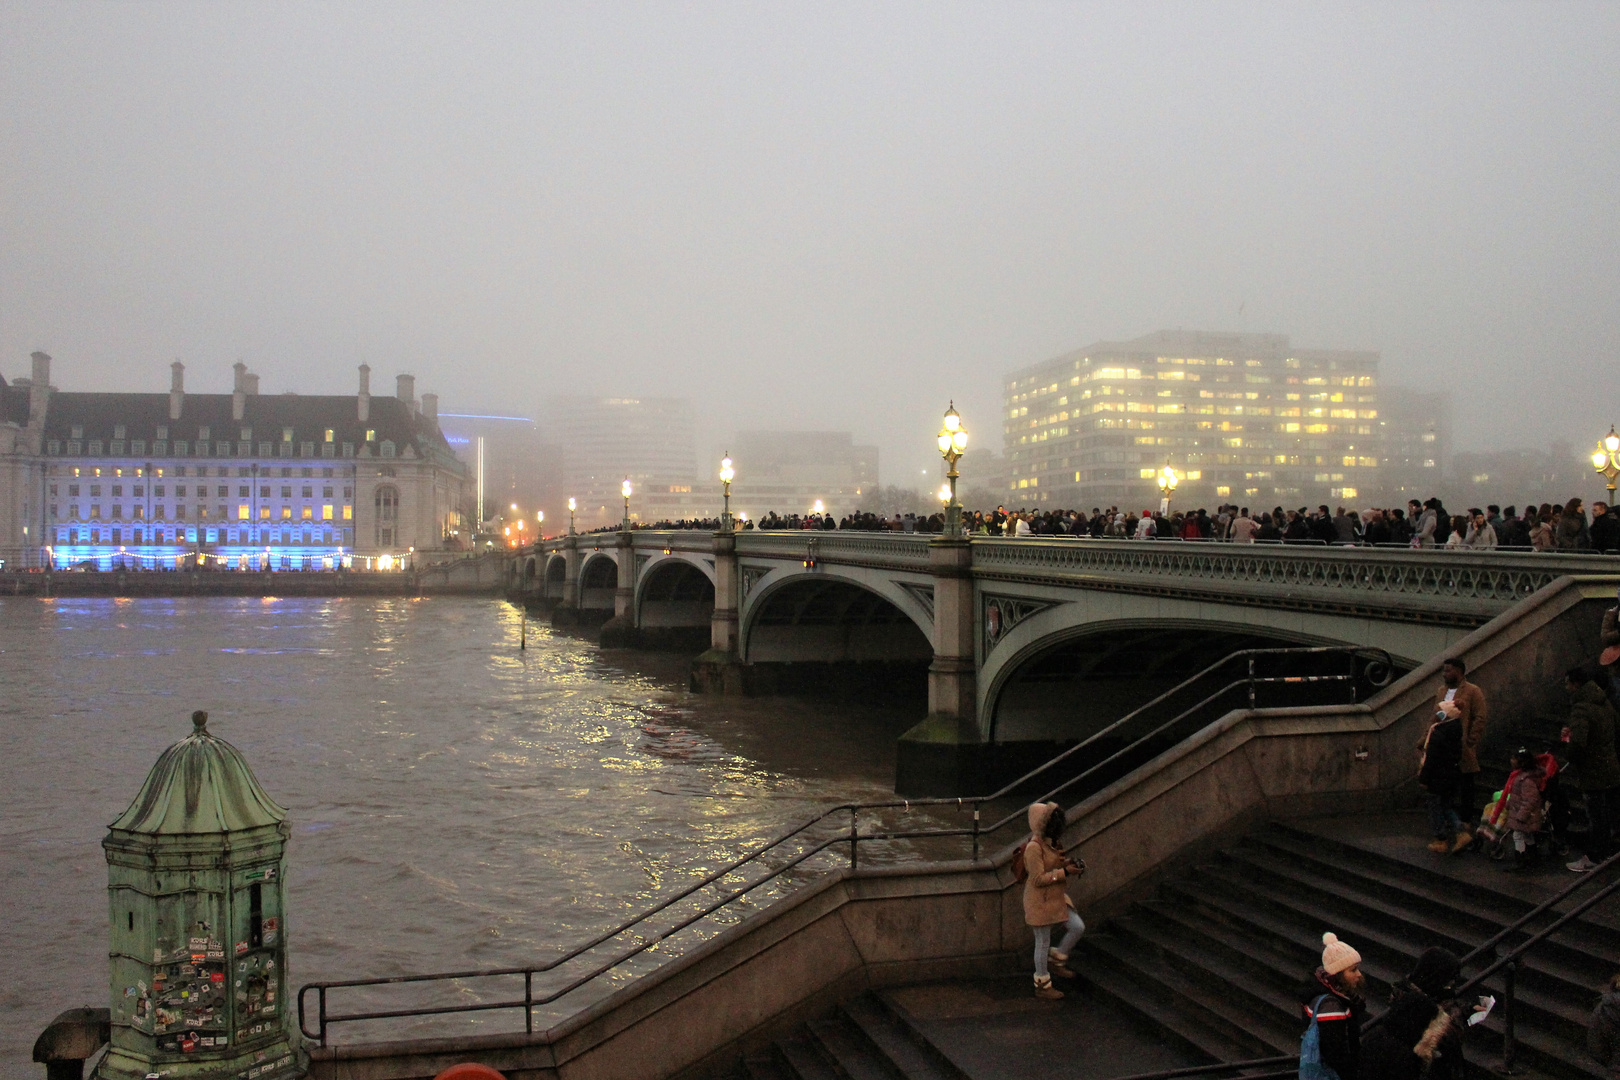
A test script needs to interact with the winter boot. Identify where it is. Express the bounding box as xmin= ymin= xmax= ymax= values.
xmin=1048 ymin=949 xmax=1076 ymax=979
xmin=1426 ymin=838 xmax=1450 ymax=853
xmin=1033 ymin=974 xmax=1064 ymax=1000
xmin=1451 ymin=830 xmax=1475 ymax=854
